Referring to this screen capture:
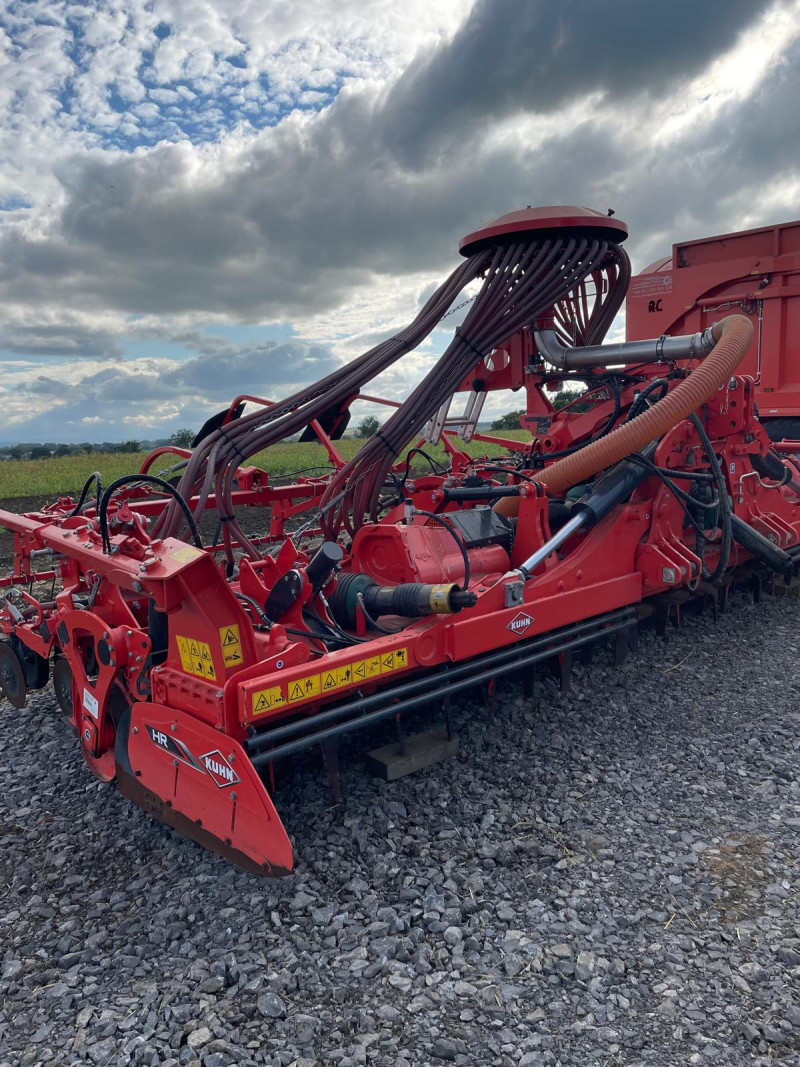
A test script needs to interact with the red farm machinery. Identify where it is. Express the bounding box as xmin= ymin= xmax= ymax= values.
xmin=627 ymin=216 xmax=800 ymax=440
xmin=2 ymin=205 xmax=799 ymax=876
